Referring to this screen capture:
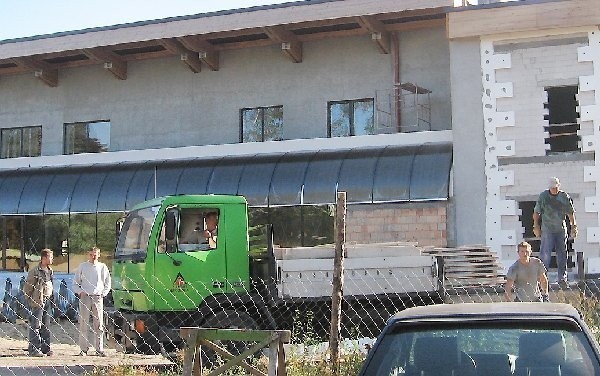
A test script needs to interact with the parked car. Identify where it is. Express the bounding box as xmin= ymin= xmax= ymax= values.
xmin=358 ymin=302 xmax=600 ymax=376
